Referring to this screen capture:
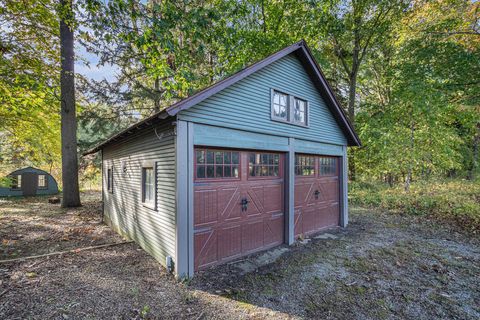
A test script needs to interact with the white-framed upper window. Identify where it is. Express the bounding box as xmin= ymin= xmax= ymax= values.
xmin=272 ymin=90 xmax=288 ymax=121
xmin=271 ymin=89 xmax=308 ymax=126
xmin=142 ymin=166 xmax=155 ymax=208
xmin=38 ymin=174 xmax=47 ymax=188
